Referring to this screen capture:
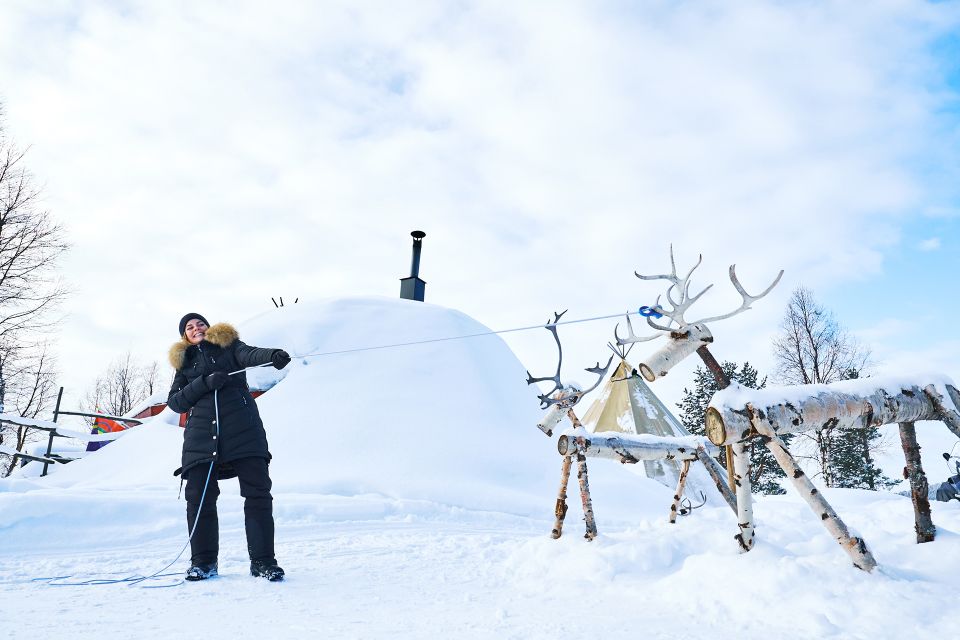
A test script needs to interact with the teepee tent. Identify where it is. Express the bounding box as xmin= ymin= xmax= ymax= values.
xmin=581 ymin=359 xmax=717 ymax=501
